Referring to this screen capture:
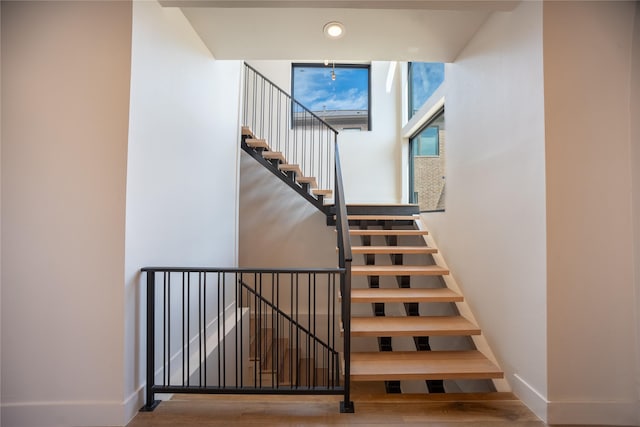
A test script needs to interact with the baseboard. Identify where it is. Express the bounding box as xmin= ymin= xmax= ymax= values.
xmin=512 ymin=373 xmax=548 ymax=423
xmin=123 ymin=386 xmax=146 ymax=426
xmin=547 ymin=399 xmax=640 ymax=426
xmin=1 ymin=399 xmax=126 ymax=427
